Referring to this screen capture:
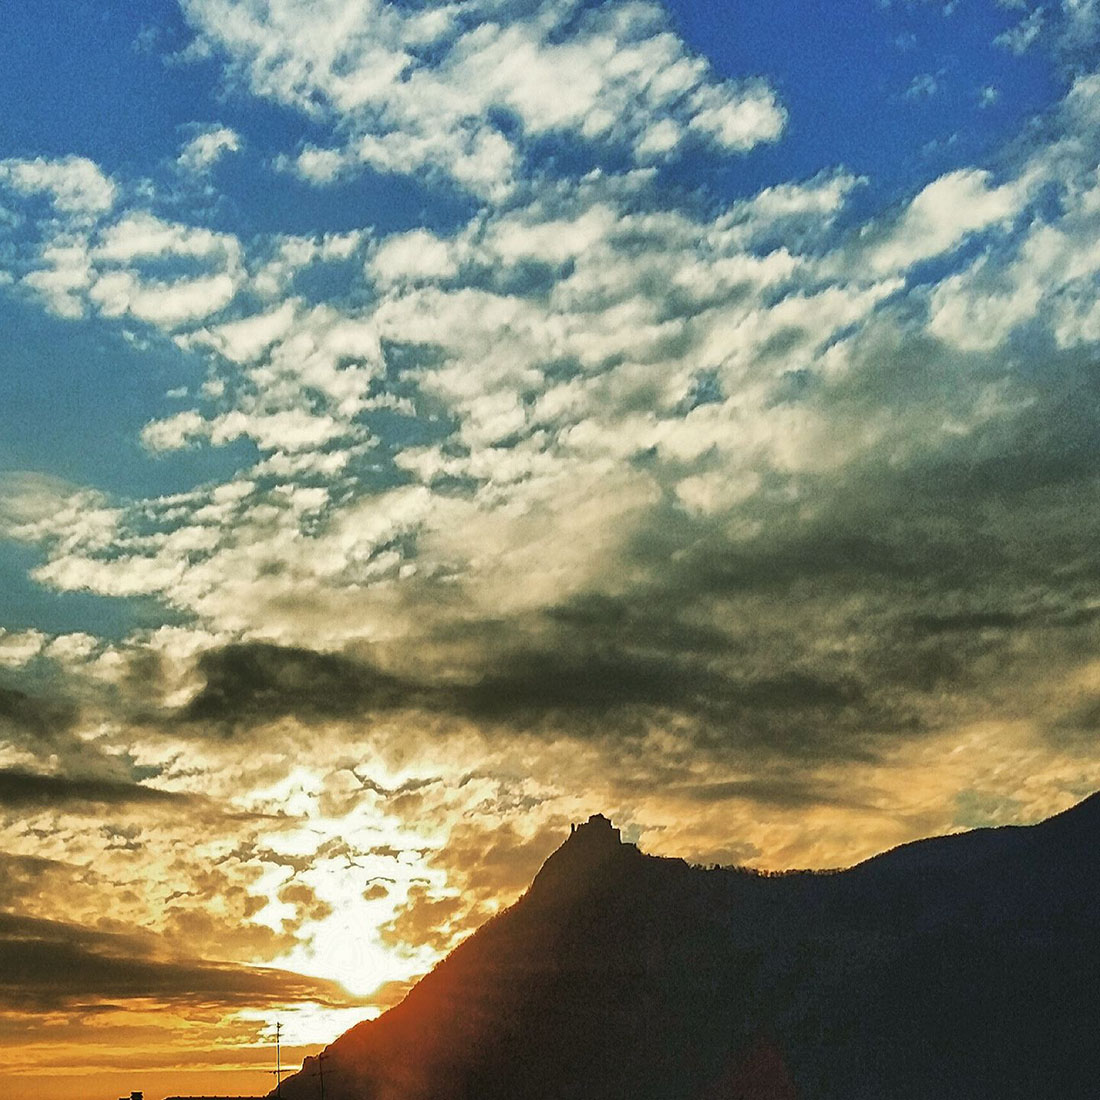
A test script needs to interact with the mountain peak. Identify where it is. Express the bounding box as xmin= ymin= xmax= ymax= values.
xmin=569 ymin=812 xmax=622 ymax=846
xmin=269 ymin=790 xmax=1100 ymax=1100
xmin=526 ymin=813 xmax=637 ymax=903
